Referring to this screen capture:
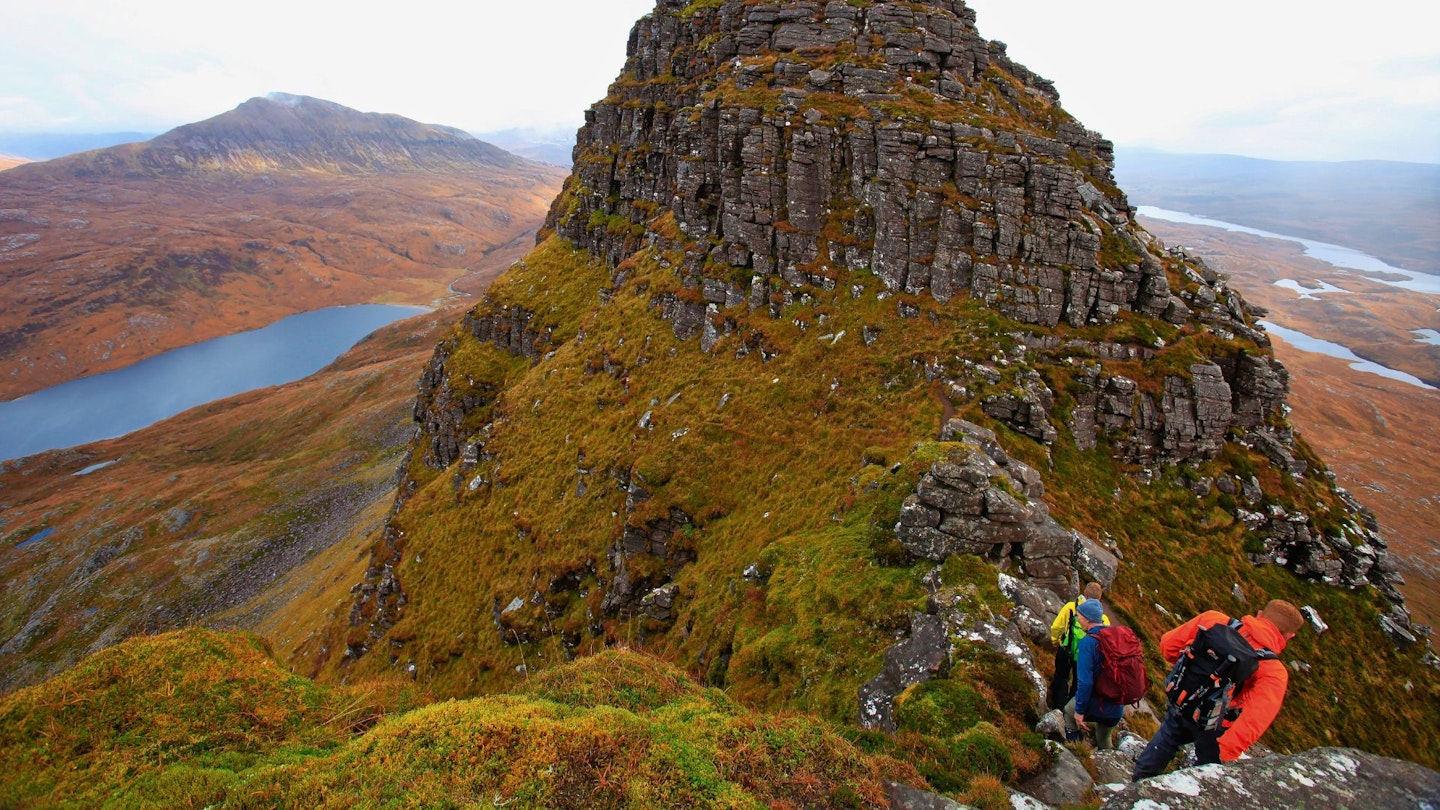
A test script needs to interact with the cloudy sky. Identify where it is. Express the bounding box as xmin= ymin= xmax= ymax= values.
xmin=2 ymin=0 xmax=1435 ymax=163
